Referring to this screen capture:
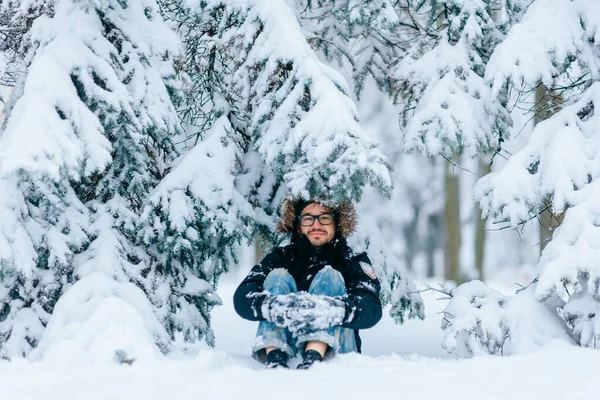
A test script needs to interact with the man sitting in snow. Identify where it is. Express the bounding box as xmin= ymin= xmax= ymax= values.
xmin=234 ymin=198 xmax=382 ymax=369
